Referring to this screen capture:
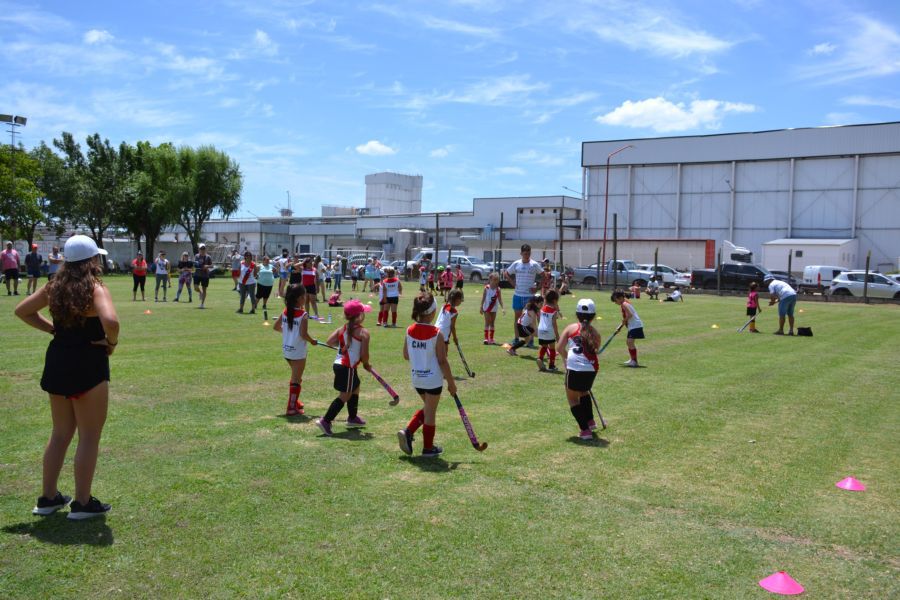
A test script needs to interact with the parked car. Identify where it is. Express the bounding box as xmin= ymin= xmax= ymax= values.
xmin=768 ymin=270 xmax=798 ymax=289
xmin=691 ymin=263 xmax=783 ymax=291
xmin=799 ymin=265 xmax=846 ymax=294
xmin=889 ymin=274 xmax=900 ymax=284
xmin=637 ymin=263 xmax=686 ymax=287
xmin=447 ymin=255 xmax=493 ymax=282
xmin=828 ymin=271 xmax=900 ymax=299
xmin=571 ymin=260 xmax=654 ymax=286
